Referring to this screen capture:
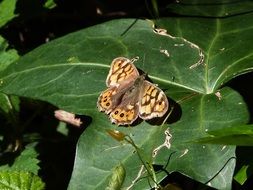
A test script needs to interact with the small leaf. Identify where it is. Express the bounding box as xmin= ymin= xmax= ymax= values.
xmin=234 ymin=165 xmax=250 ymax=185
xmin=0 ymin=143 xmax=40 ymax=174
xmin=56 ymin=122 xmax=69 ymax=136
xmin=0 ymin=35 xmax=19 ymax=72
xmin=0 ymin=94 xmax=20 ymax=116
xmin=106 ymin=163 xmax=126 ymax=190
xmin=0 ymin=0 xmax=18 ymax=28
xmin=0 ymin=36 xmax=20 ymax=118
xmin=106 ymin=130 xmax=126 ymax=142
xmin=0 ymin=171 xmax=45 ymax=190
xmin=43 ymin=0 xmax=57 ymax=9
